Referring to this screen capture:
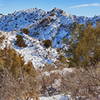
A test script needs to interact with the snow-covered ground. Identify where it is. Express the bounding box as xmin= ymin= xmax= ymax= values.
xmin=42 ymin=68 xmax=74 ymax=76
xmin=0 ymin=8 xmax=100 ymax=68
xmin=0 ymin=31 xmax=58 ymax=68
xmin=40 ymin=94 xmax=71 ymax=100
xmin=0 ymin=8 xmax=99 ymax=48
